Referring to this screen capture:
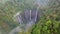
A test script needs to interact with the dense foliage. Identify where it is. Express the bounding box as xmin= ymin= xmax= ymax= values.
xmin=0 ymin=0 xmax=60 ymax=34
xmin=31 ymin=12 xmax=60 ymax=34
